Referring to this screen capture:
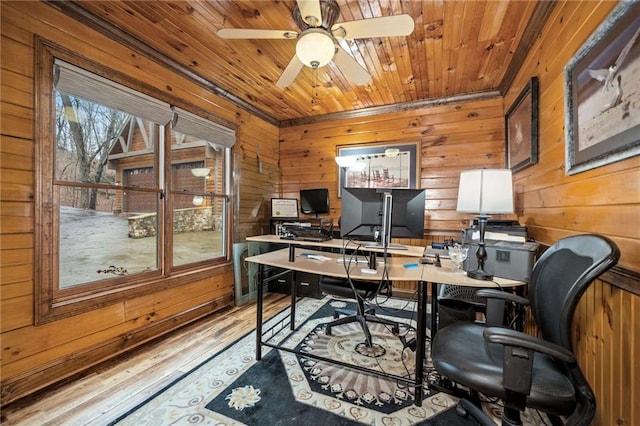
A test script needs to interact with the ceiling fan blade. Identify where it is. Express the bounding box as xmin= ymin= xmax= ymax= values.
xmin=217 ymin=28 xmax=298 ymax=39
xmin=332 ymin=14 xmax=415 ymax=39
xmin=333 ymin=47 xmax=371 ymax=85
xmin=276 ymin=55 xmax=304 ymax=88
xmin=296 ymin=0 xmax=323 ymax=27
